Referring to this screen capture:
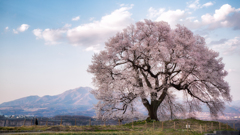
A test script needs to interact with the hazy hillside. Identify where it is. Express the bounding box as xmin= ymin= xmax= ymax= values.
xmin=0 ymin=87 xmax=239 ymax=118
xmin=0 ymin=87 xmax=98 ymax=117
